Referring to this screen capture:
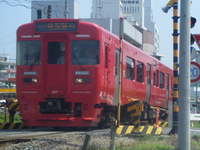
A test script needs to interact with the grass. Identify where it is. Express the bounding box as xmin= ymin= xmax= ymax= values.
xmin=192 ymin=135 xmax=200 ymax=150
xmin=87 ymin=136 xmax=176 ymax=150
xmin=0 ymin=112 xmax=6 ymax=123
xmin=88 ymin=135 xmax=200 ymax=150
xmin=191 ymin=121 xmax=200 ymax=128
xmin=115 ymin=144 xmax=175 ymax=150
xmin=0 ymin=112 xmax=22 ymax=124
xmin=117 ymin=136 xmax=176 ymax=150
